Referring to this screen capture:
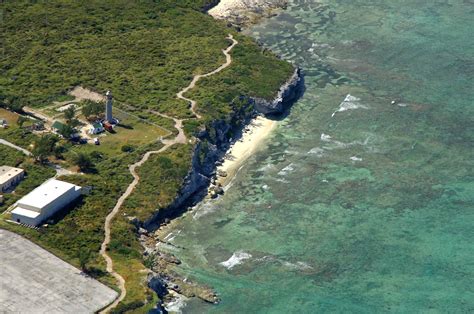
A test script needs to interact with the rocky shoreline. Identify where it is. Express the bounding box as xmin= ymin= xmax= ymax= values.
xmin=140 ymin=65 xmax=303 ymax=312
xmin=138 ymin=3 xmax=304 ymax=312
